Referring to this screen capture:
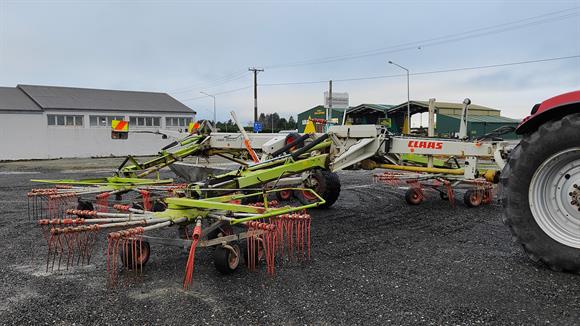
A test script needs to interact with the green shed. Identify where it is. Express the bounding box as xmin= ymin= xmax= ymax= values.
xmin=436 ymin=114 xmax=520 ymax=139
